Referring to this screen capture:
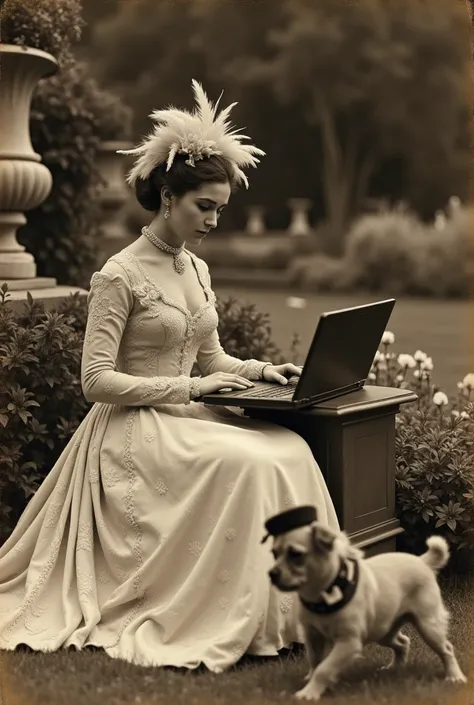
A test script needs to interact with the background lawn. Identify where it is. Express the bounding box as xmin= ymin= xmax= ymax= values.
xmin=214 ymin=288 xmax=474 ymax=396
